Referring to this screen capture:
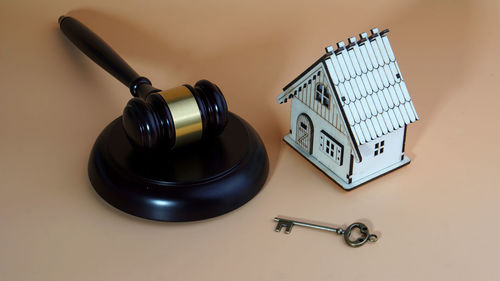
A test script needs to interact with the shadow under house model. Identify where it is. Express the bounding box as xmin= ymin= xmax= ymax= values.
xmin=277 ymin=28 xmax=419 ymax=190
